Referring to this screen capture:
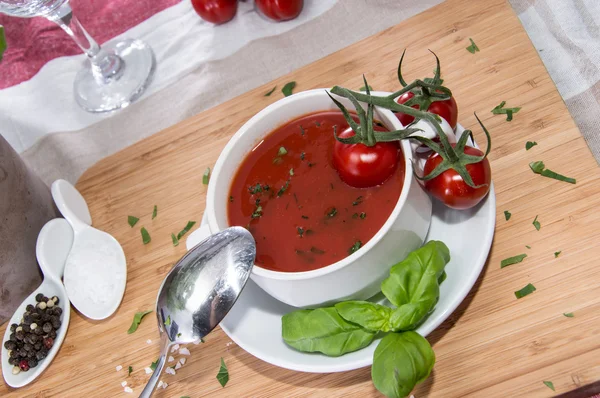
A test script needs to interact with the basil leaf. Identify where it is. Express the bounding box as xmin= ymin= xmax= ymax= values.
xmin=177 ymin=221 xmax=196 ymax=240
xmin=359 ymin=85 xmax=373 ymax=91
xmin=466 ymin=38 xmax=479 ymax=54
xmin=152 ymin=205 xmax=157 ymax=220
xmin=127 ymin=310 xmax=153 ymax=334
xmin=282 ymin=307 xmax=376 ymax=357
xmin=543 ymin=381 xmax=555 ymax=391
xmin=526 ymin=245 xmax=531 ymax=249
xmin=128 ymin=215 xmax=139 ymax=227
xmin=563 ymin=312 xmax=574 ymax=317
xmin=141 ymin=227 xmax=151 ymax=244
xmin=264 ymin=86 xmax=276 ymax=96
xmin=530 ymin=161 xmax=576 ymax=184
xmin=348 ymin=240 xmax=362 ymax=254
xmin=533 ymin=215 xmax=541 ymax=231
xmin=554 ymin=251 xmax=561 ymax=258
xmin=282 ymin=81 xmax=296 ymax=97
xmin=335 ymin=301 xmax=393 ymax=332
xmin=171 ymin=233 xmax=179 ymax=247
xmin=216 ymin=357 xmax=229 ymax=387
xmin=500 ymin=253 xmax=527 ymax=268
xmin=372 ymin=332 xmax=435 ymax=398
xmin=381 ymin=241 xmax=450 ymax=331
xmin=504 ymin=210 xmax=511 ymax=221
xmin=0 ymin=26 xmax=6 ymax=62
xmin=150 ymin=359 xmax=158 ymax=371
xmin=203 ymin=167 xmax=211 ymax=185
xmin=526 ymin=141 xmax=537 ymax=150
xmin=128 ymin=366 xmax=133 ymax=376
xmin=515 ymin=283 xmax=536 ymax=299
xmin=492 ymin=101 xmax=521 ymax=121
